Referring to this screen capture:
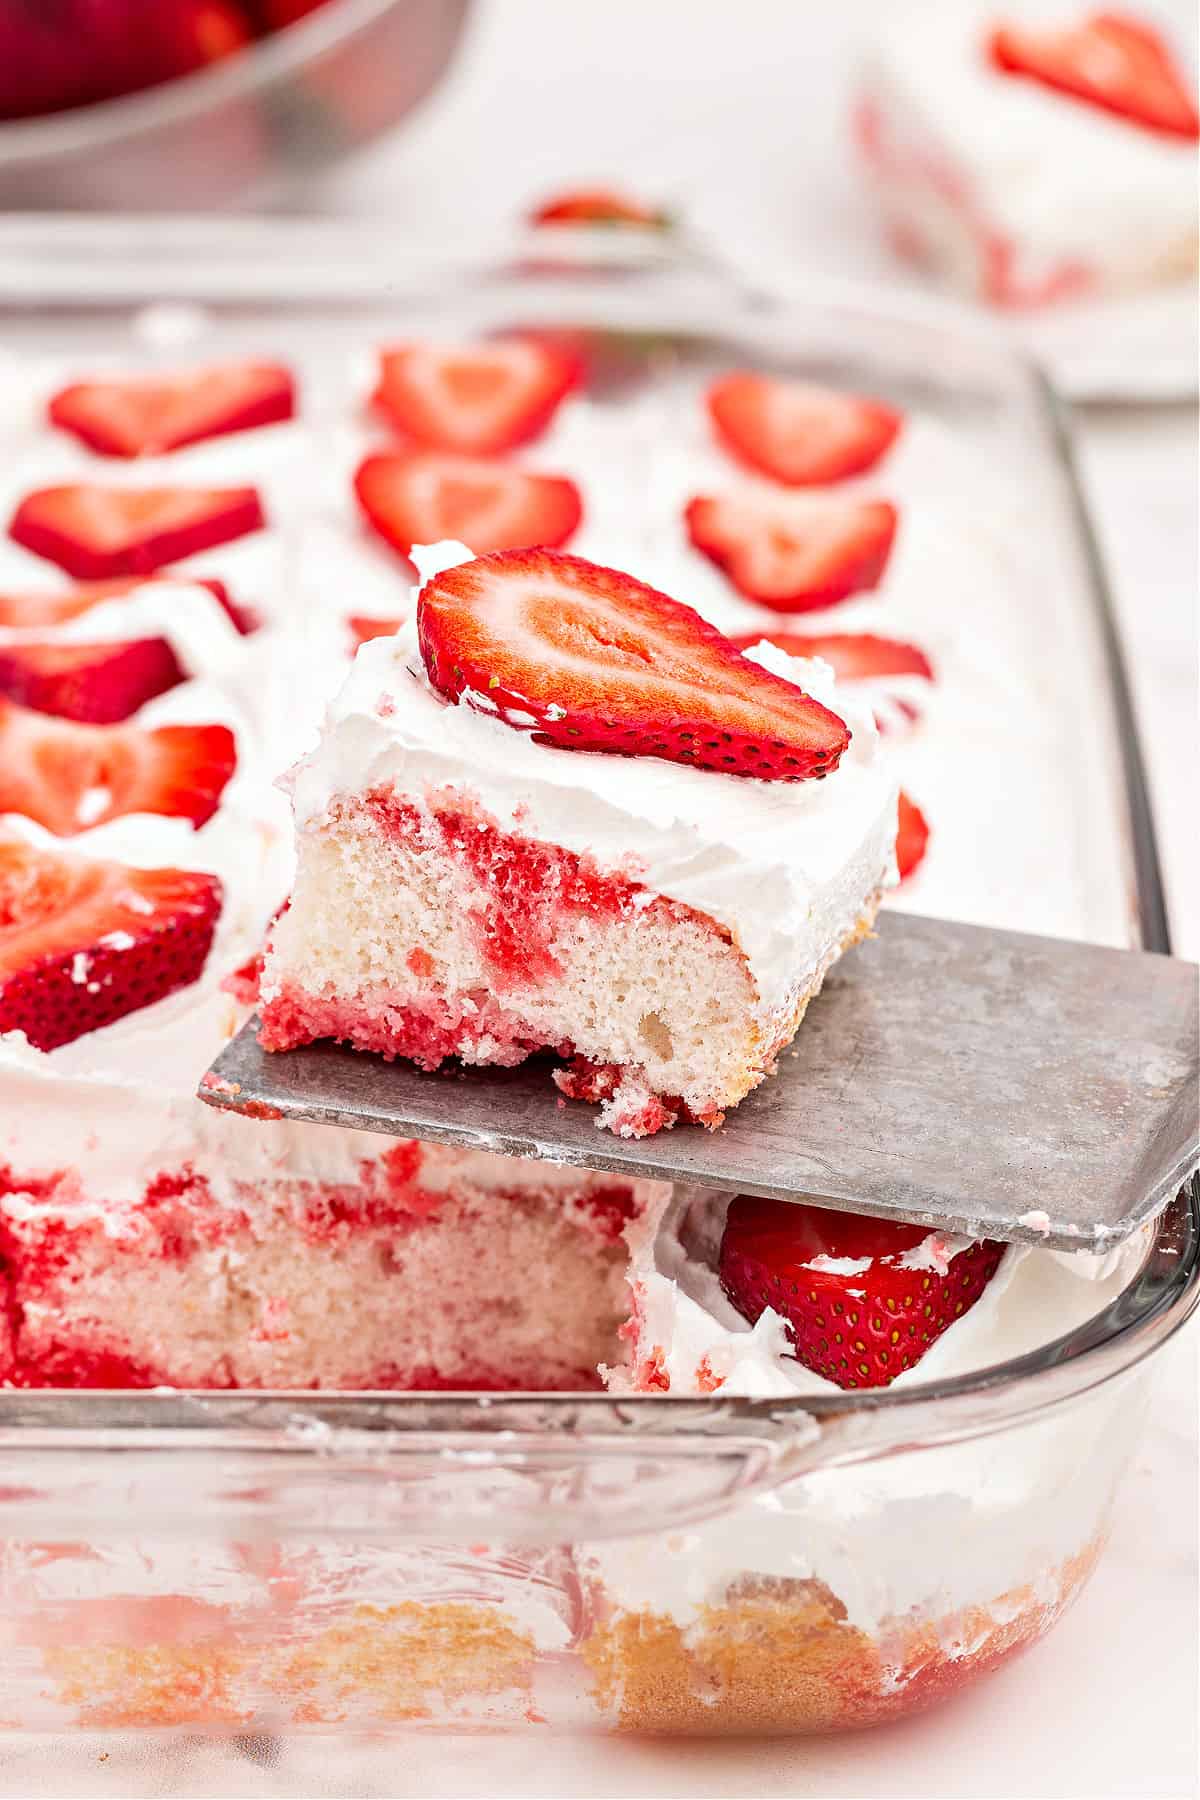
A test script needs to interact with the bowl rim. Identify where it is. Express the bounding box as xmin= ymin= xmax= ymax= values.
xmin=0 ymin=0 xmax=454 ymax=165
